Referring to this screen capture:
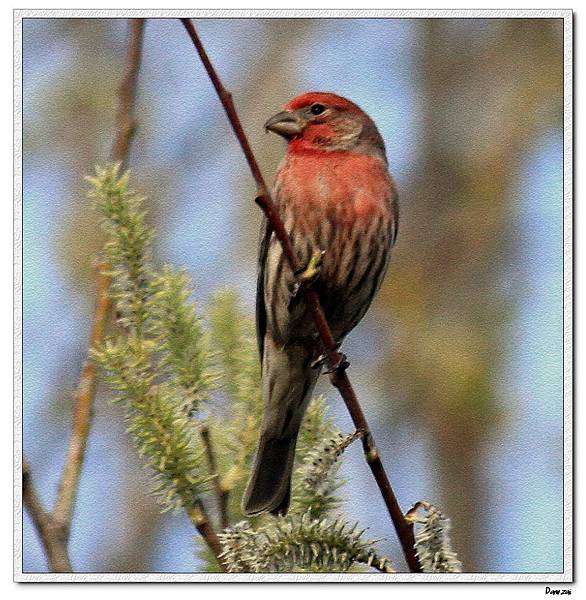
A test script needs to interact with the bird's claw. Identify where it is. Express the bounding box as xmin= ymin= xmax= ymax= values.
xmin=310 ymin=353 xmax=326 ymax=370
xmin=324 ymin=352 xmax=349 ymax=374
xmin=311 ymin=340 xmax=347 ymax=372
